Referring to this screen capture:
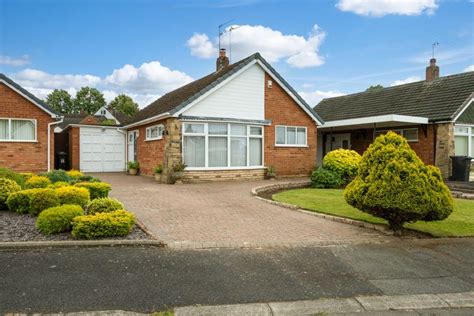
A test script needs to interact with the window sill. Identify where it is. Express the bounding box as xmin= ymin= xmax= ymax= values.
xmin=0 ymin=140 xmax=38 ymax=143
xmin=275 ymin=144 xmax=309 ymax=148
xmin=145 ymin=138 xmax=163 ymax=142
xmin=185 ymin=166 xmax=265 ymax=171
